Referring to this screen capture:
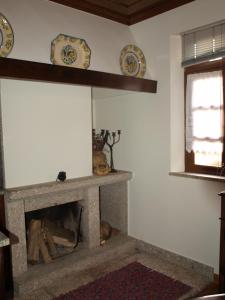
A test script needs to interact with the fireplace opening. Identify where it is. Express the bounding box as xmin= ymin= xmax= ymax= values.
xmin=25 ymin=202 xmax=83 ymax=265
